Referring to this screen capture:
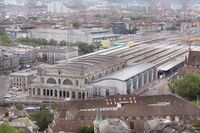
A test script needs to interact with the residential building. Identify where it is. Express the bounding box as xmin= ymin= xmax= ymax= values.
xmin=48 ymin=93 xmax=200 ymax=133
xmin=144 ymin=118 xmax=188 ymax=133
